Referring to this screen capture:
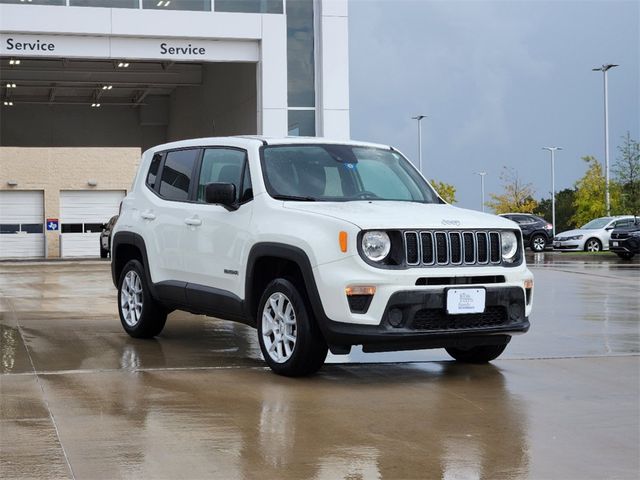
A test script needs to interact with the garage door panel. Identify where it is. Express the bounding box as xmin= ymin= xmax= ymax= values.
xmin=60 ymin=190 xmax=125 ymax=258
xmin=60 ymin=191 xmax=125 ymax=223
xmin=0 ymin=191 xmax=45 ymax=259
xmin=0 ymin=191 xmax=44 ymax=223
